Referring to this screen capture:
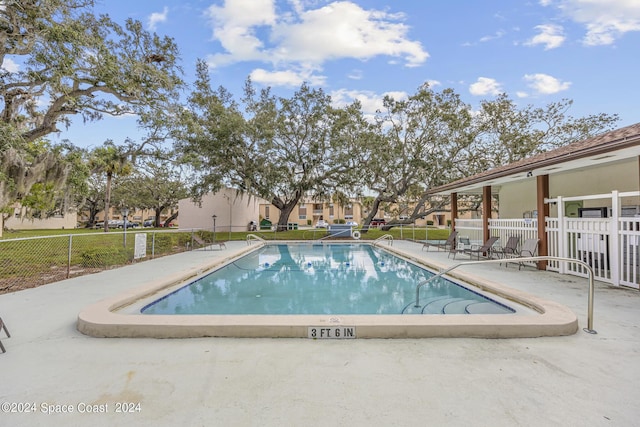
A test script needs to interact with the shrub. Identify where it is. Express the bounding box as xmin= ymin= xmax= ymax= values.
xmin=154 ymin=234 xmax=175 ymax=254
